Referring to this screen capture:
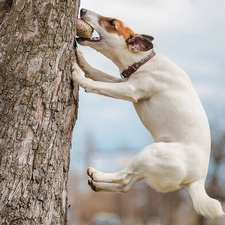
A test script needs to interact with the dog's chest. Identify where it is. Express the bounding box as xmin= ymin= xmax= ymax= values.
xmin=133 ymin=98 xmax=157 ymax=134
